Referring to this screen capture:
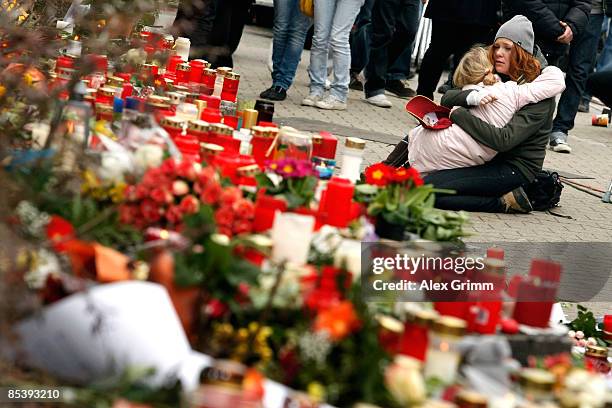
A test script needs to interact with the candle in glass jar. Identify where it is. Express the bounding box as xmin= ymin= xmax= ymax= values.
xmin=201 ymin=68 xmax=217 ymax=95
xmin=323 ymin=177 xmax=354 ymax=228
xmin=271 ymin=212 xmax=315 ymax=265
xmin=174 ymin=37 xmax=191 ymax=61
xmin=161 ymin=116 xmax=186 ymax=140
xmin=213 ymin=67 xmax=232 ymax=97
xmin=424 ymin=316 xmax=466 ymax=384
xmin=189 ymin=59 xmax=208 ymax=83
xmin=176 ymin=63 xmax=191 ymax=85
xmin=339 ymin=137 xmax=366 ymax=183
